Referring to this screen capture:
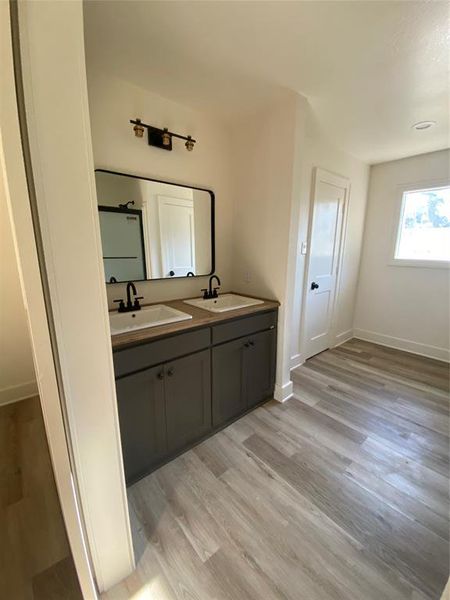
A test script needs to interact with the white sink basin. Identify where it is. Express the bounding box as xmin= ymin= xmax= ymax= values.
xmin=109 ymin=304 xmax=192 ymax=335
xmin=183 ymin=293 xmax=264 ymax=313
